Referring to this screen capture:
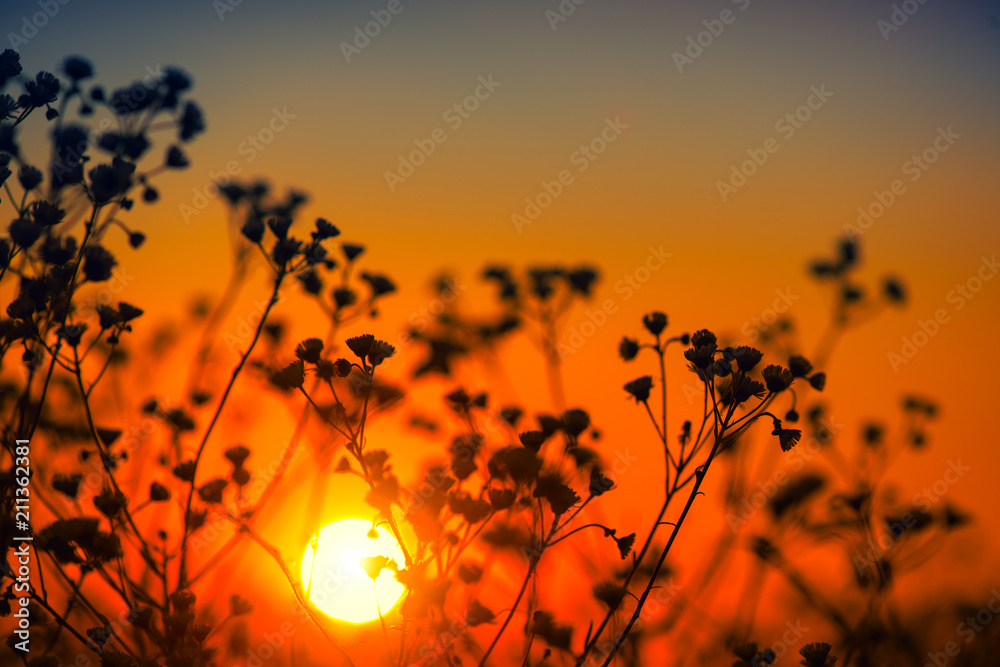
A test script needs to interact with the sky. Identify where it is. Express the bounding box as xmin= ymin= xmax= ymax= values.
xmin=3 ymin=0 xmax=1000 ymax=663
